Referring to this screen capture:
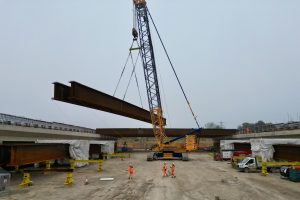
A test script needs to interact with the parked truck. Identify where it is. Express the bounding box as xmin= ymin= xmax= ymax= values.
xmin=231 ymin=151 xmax=252 ymax=168
xmin=237 ymin=157 xmax=262 ymax=172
